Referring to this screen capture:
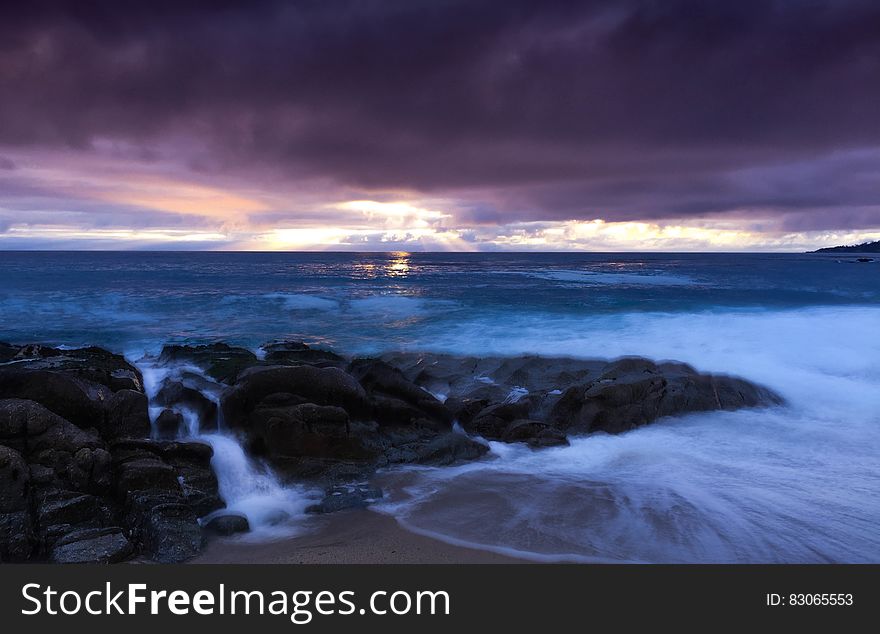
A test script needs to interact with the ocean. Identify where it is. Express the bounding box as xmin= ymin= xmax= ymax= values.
xmin=1 ymin=251 xmax=879 ymax=562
